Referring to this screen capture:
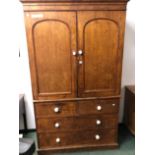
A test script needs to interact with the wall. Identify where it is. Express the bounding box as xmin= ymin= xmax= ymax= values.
xmin=19 ymin=1 xmax=135 ymax=129
xmin=119 ymin=1 xmax=135 ymax=122
xmin=19 ymin=2 xmax=35 ymax=129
